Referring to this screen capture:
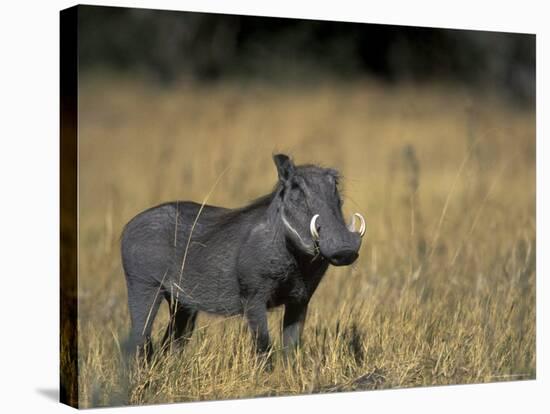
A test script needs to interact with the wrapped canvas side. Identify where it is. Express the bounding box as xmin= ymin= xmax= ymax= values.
xmin=60 ymin=5 xmax=78 ymax=409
